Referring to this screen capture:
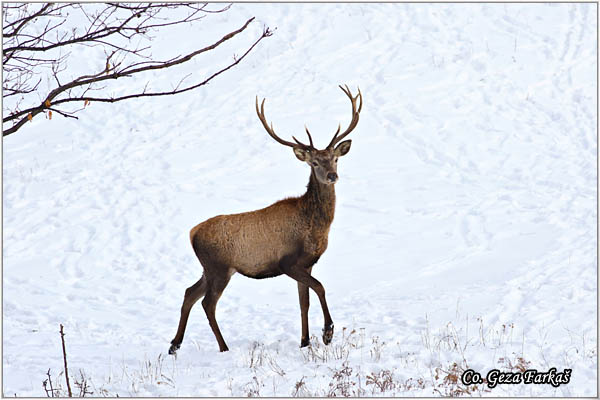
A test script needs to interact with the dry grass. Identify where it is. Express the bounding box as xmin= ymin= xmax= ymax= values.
xmin=40 ymin=316 xmax=591 ymax=397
